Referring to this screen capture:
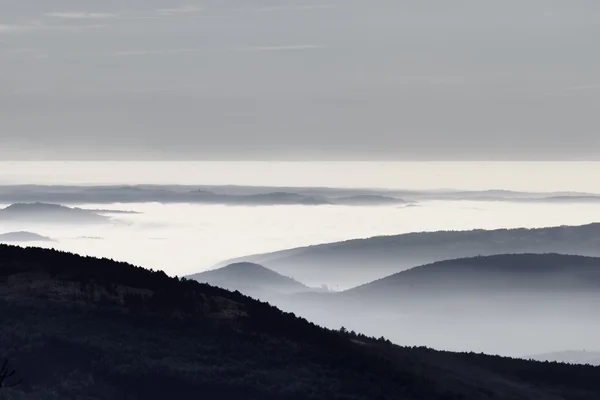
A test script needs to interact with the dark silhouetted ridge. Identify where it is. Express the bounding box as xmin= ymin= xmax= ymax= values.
xmin=526 ymin=351 xmax=600 ymax=366
xmin=1 ymin=245 xmax=600 ymax=400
